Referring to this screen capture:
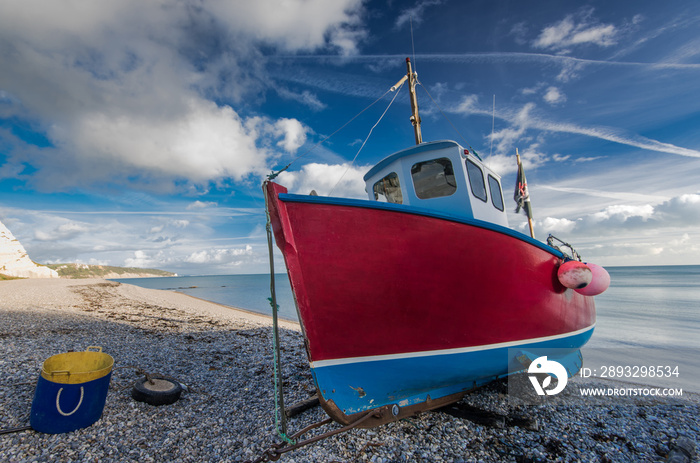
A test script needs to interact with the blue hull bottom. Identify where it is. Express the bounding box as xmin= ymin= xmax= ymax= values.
xmin=311 ymin=327 xmax=594 ymax=419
